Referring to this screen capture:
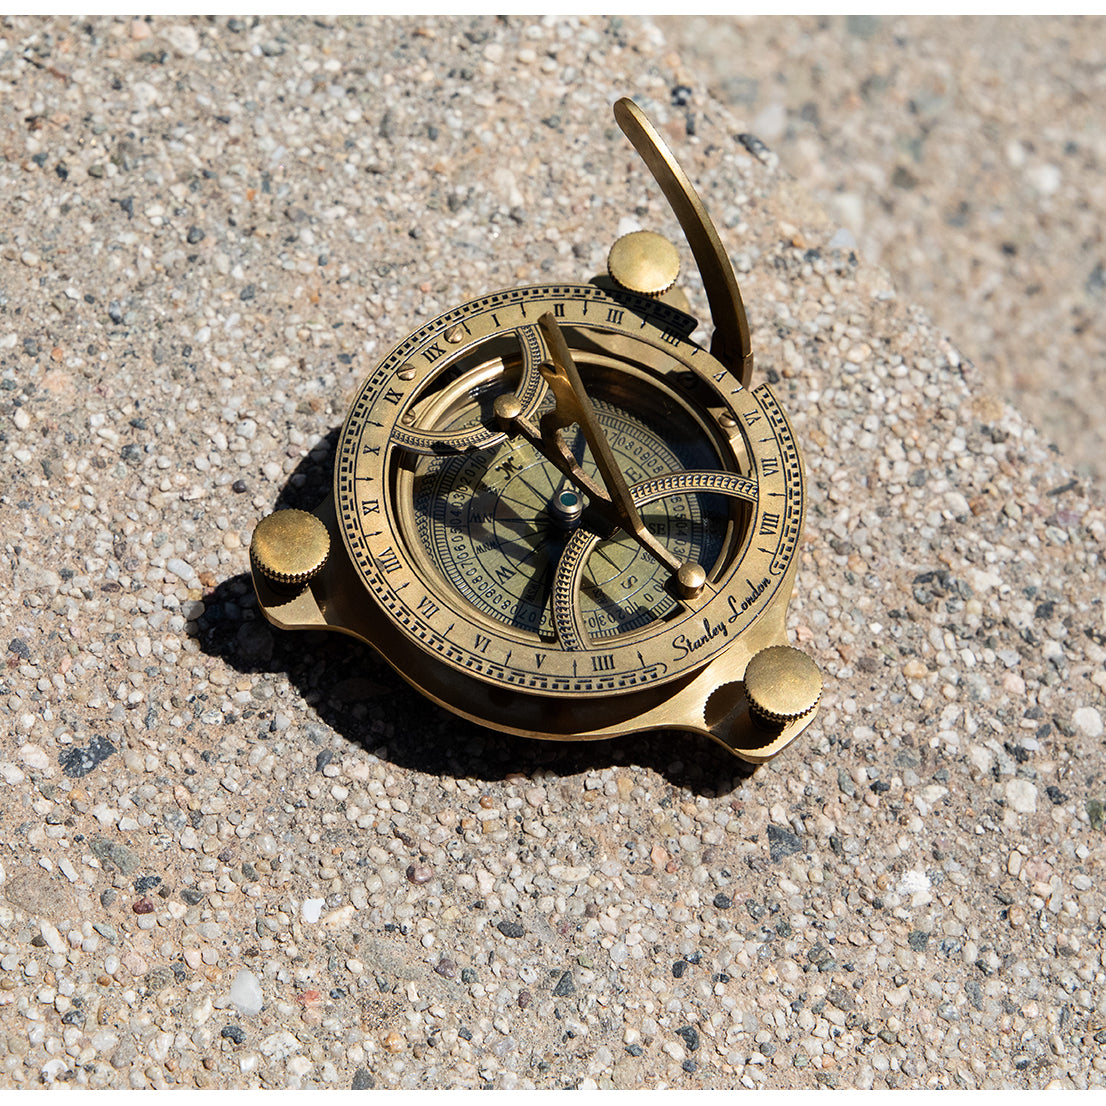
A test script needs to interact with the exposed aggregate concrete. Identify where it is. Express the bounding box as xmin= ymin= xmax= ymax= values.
xmin=0 ymin=15 xmax=1104 ymax=1090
